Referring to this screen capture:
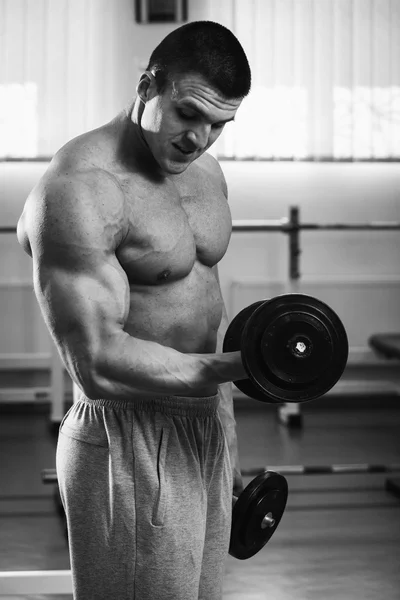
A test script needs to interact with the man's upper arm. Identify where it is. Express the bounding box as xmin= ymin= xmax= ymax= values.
xmin=23 ymin=170 xmax=129 ymax=394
